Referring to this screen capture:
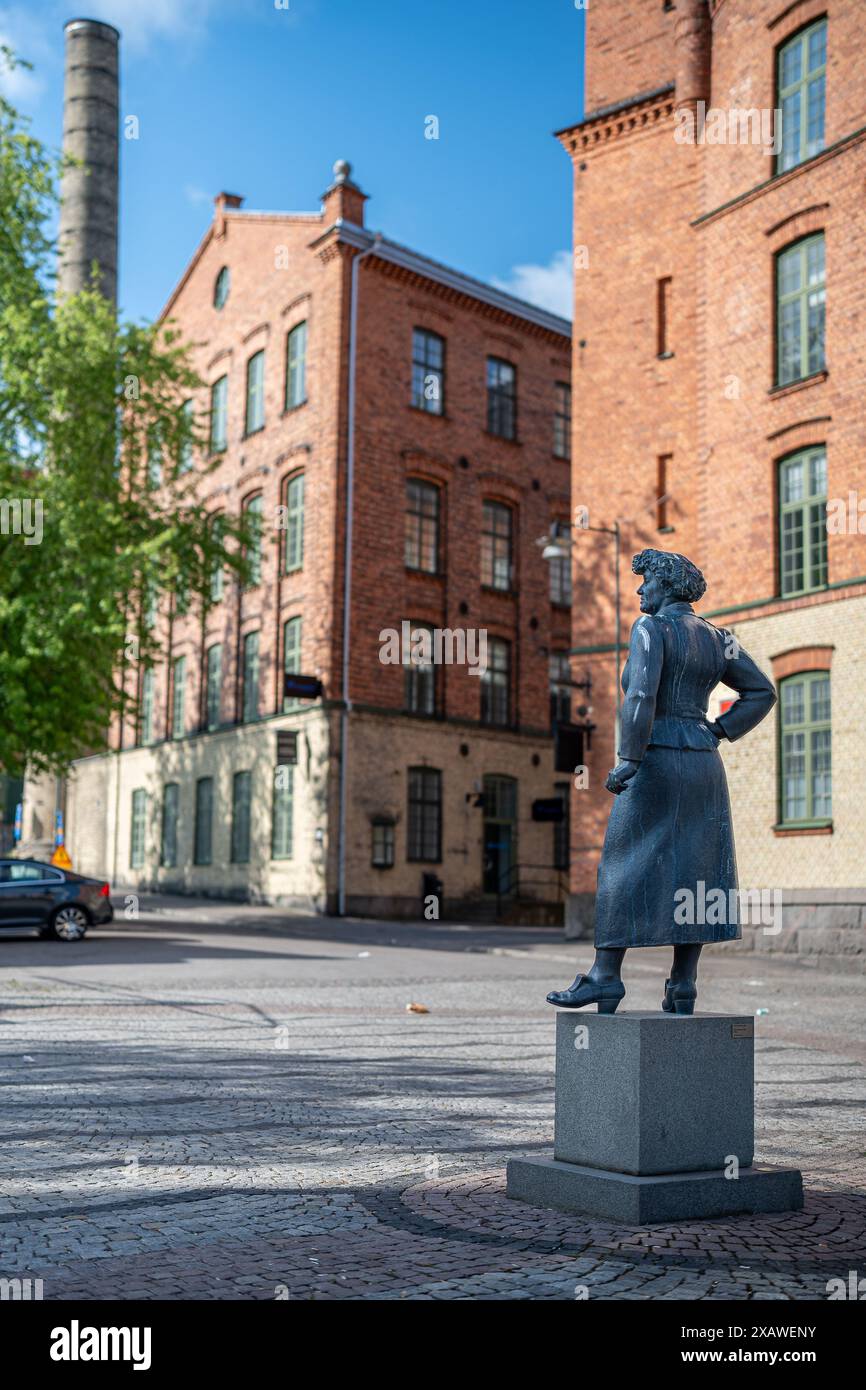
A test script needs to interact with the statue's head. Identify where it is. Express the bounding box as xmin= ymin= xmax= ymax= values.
xmin=632 ymin=549 xmax=707 ymax=614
